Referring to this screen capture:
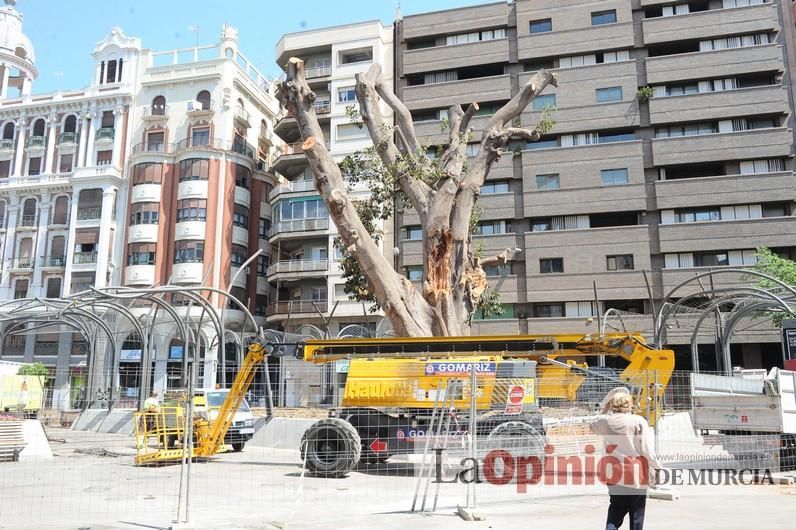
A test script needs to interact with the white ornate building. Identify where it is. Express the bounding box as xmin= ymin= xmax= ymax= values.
xmin=0 ymin=1 xmax=281 ymax=409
